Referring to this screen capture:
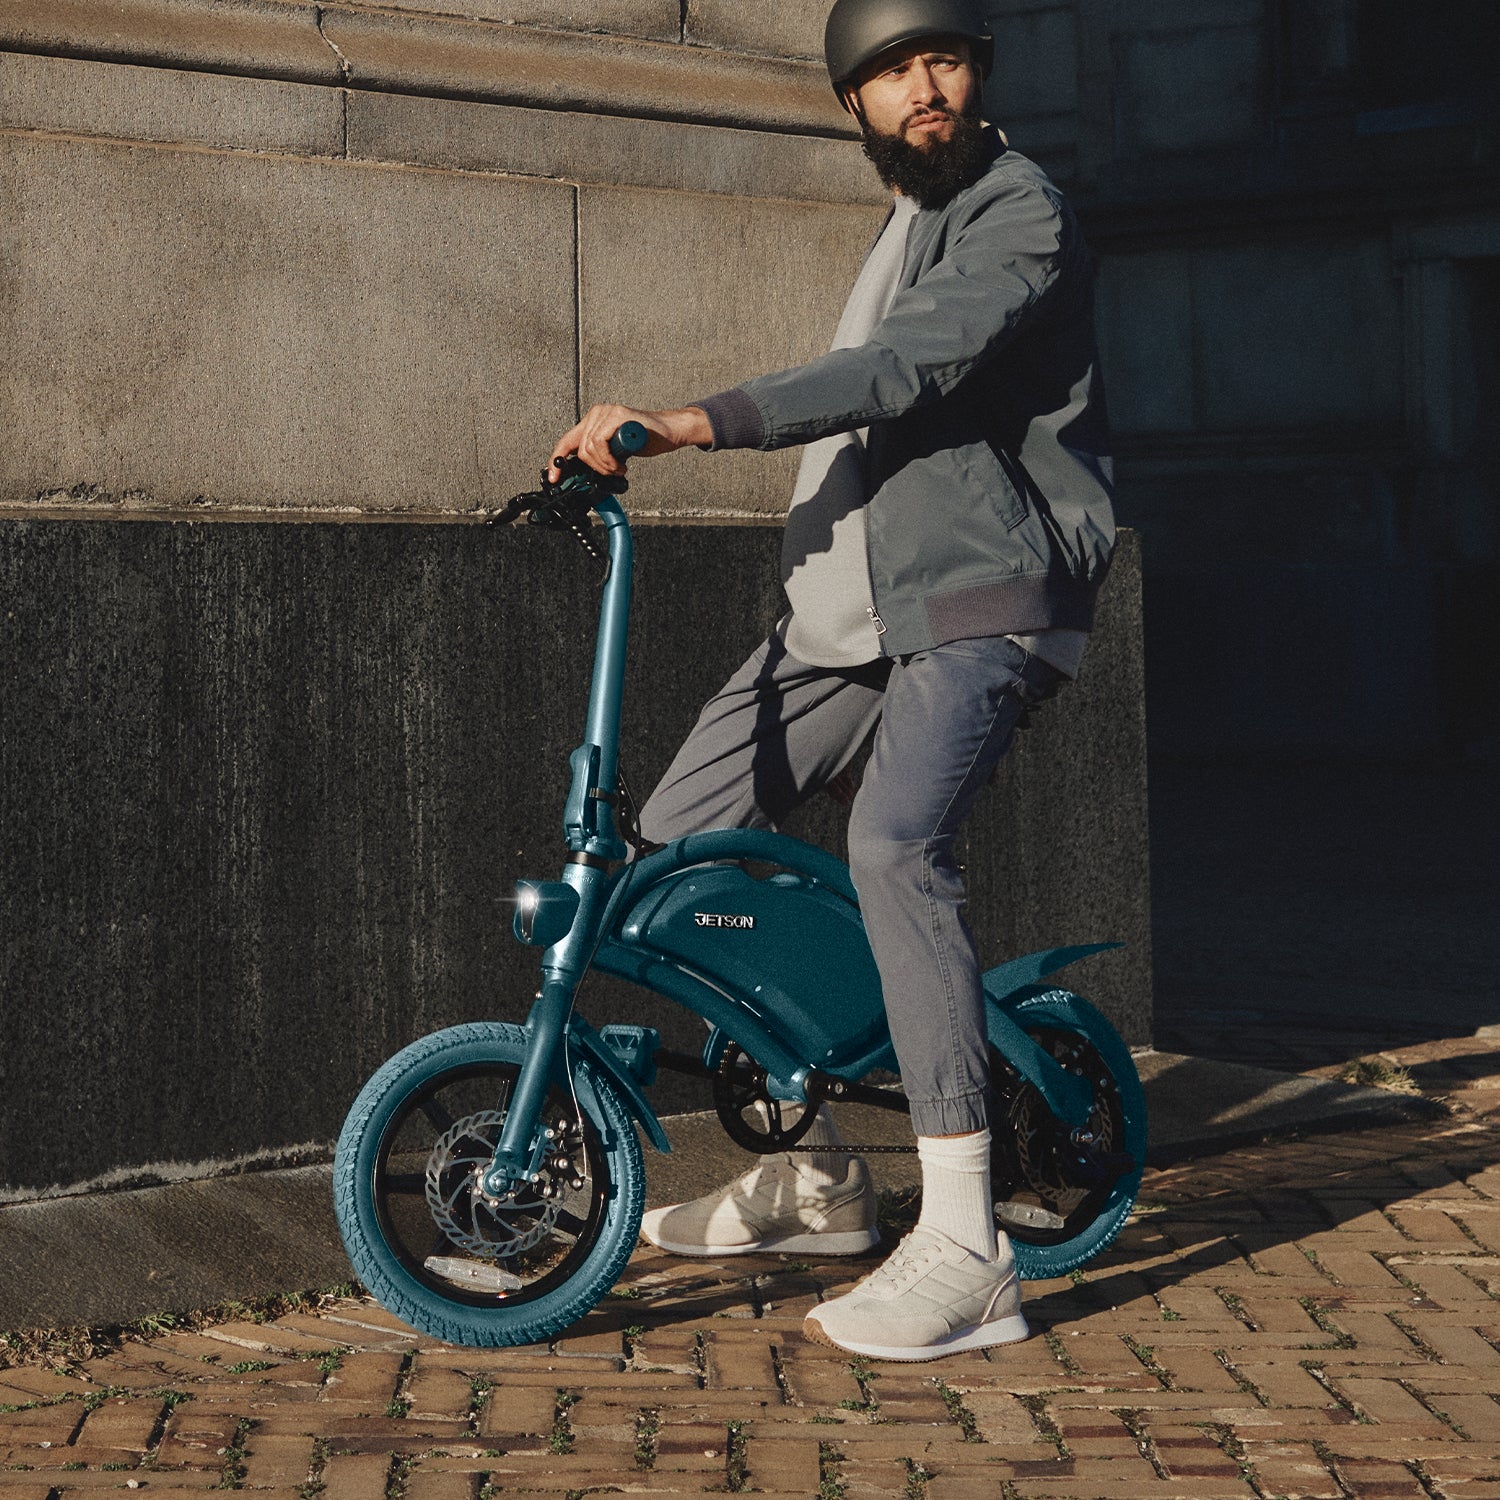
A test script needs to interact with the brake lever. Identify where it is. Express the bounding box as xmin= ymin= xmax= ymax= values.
xmin=488 ymin=456 xmax=629 ymax=528
xmin=485 ymin=488 xmax=541 ymax=527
